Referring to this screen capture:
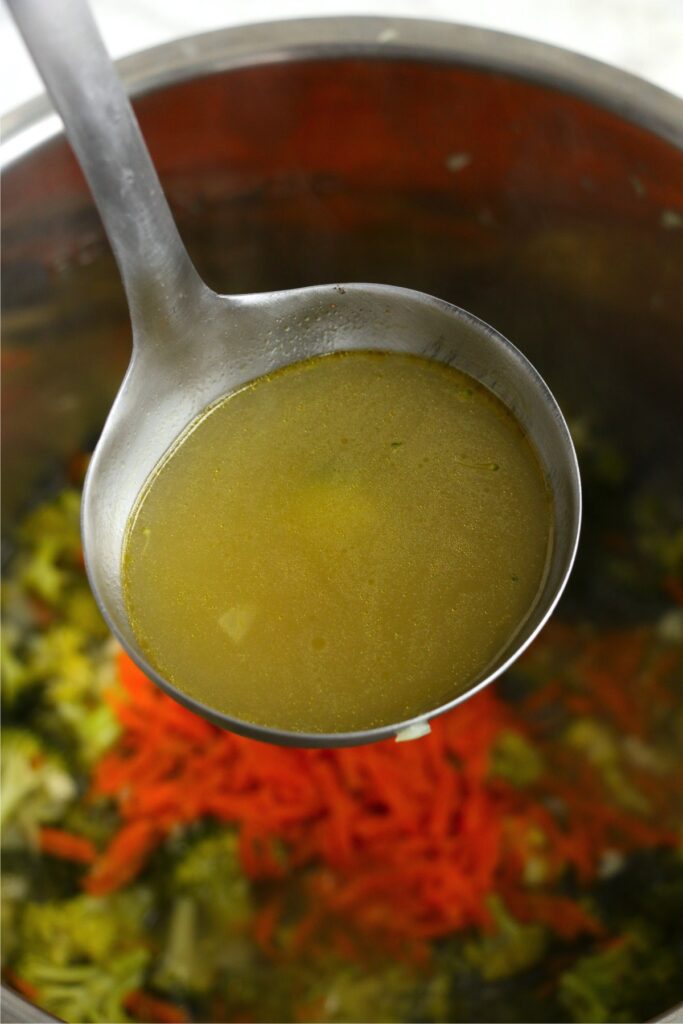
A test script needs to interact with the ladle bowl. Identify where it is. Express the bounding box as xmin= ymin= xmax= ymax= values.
xmin=8 ymin=0 xmax=581 ymax=746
